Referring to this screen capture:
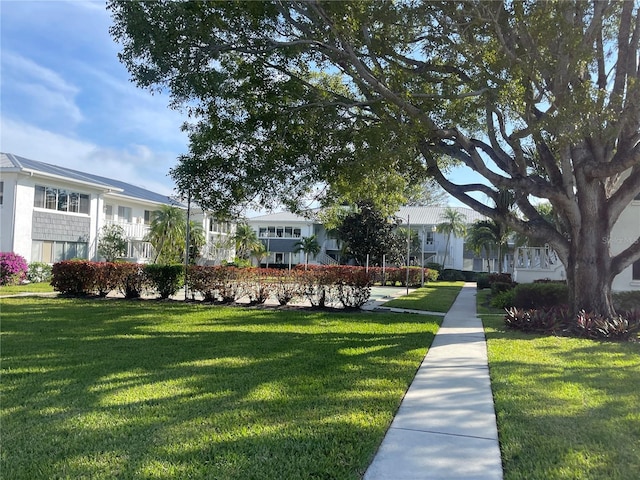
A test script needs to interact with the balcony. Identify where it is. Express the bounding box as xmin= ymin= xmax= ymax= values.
xmin=105 ymin=220 xmax=150 ymax=240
